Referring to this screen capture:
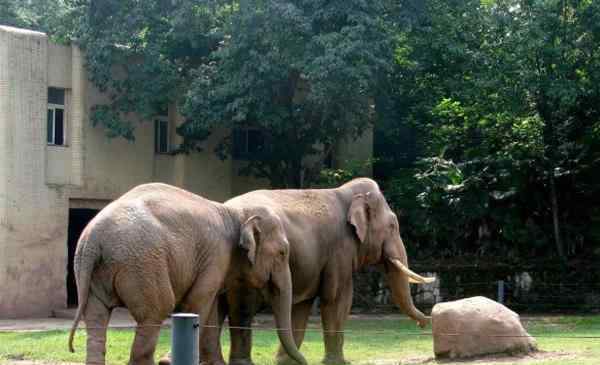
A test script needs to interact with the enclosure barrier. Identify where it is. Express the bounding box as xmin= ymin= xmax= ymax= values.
xmin=30 ymin=322 xmax=600 ymax=338
xmin=171 ymin=313 xmax=199 ymax=365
